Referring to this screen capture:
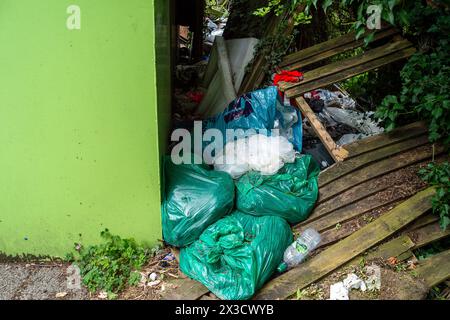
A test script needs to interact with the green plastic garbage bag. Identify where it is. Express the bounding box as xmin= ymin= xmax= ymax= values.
xmin=180 ymin=211 xmax=293 ymax=300
xmin=161 ymin=157 xmax=235 ymax=247
xmin=235 ymin=155 xmax=320 ymax=224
